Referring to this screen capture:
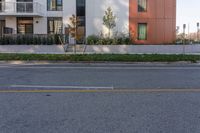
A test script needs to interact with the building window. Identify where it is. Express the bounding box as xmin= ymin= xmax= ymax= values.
xmin=76 ymin=0 xmax=85 ymax=43
xmin=47 ymin=17 xmax=63 ymax=34
xmin=47 ymin=0 xmax=62 ymax=11
xmin=138 ymin=23 xmax=147 ymax=40
xmin=17 ymin=0 xmax=33 ymax=13
xmin=0 ymin=0 xmax=4 ymax=12
xmin=76 ymin=0 xmax=85 ymax=27
xmin=138 ymin=0 xmax=147 ymax=12
xmin=17 ymin=17 xmax=33 ymax=34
